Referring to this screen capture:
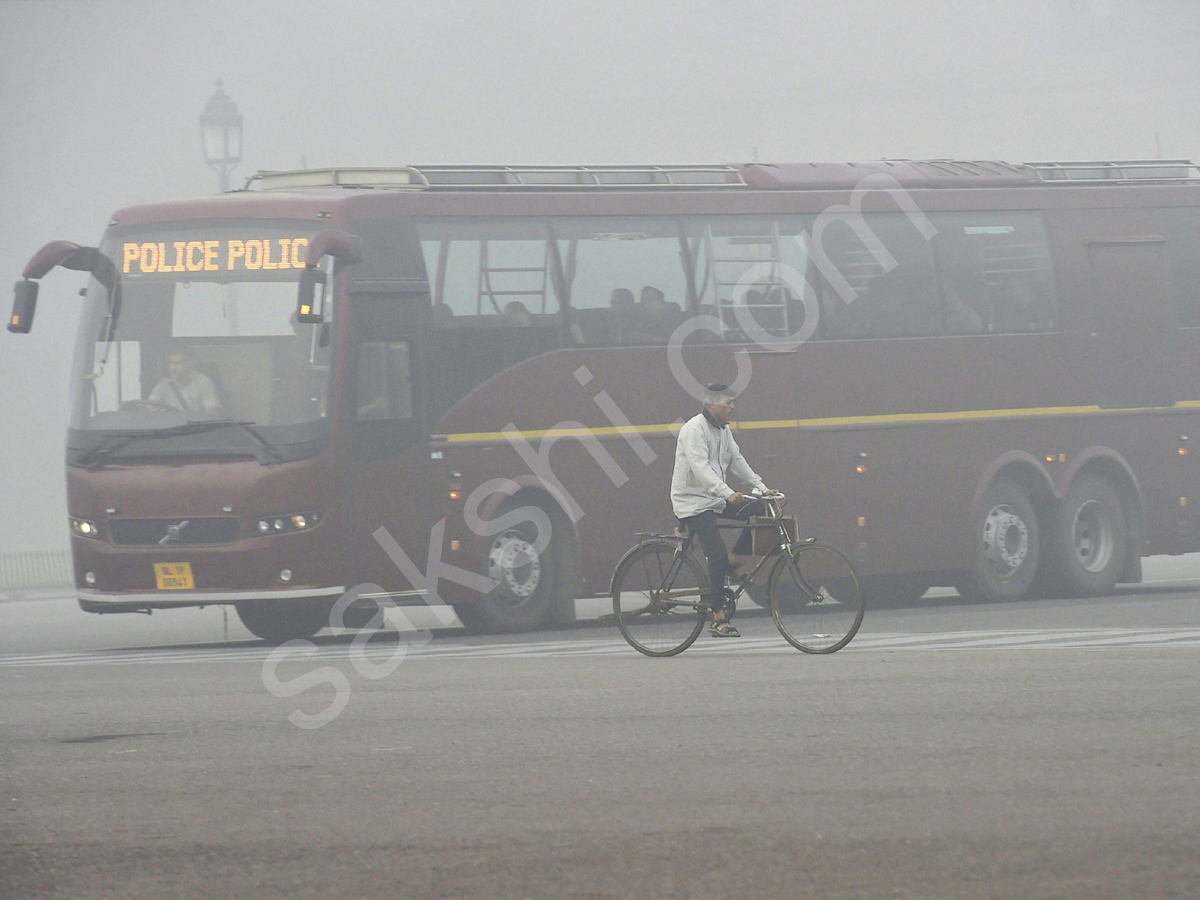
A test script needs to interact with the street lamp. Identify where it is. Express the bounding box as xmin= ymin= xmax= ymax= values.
xmin=199 ymin=80 xmax=243 ymax=193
